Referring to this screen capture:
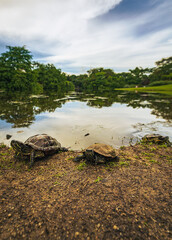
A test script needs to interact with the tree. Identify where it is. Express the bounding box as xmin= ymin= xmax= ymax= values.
xmin=34 ymin=63 xmax=74 ymax=91
xmin=0 ymin=46 xmax=34 ymax=90
xmin=128 ymin=67 xmax=151 ymax=86
xmin=150 ymin=56 xmax=172 ymax=83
